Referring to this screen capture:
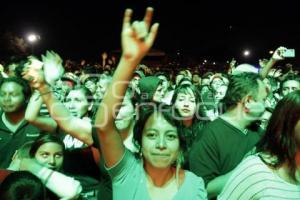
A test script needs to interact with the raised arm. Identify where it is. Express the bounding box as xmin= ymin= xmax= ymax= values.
xmin=95 ymin=7 xmax=159 ymax=167
xmin=259 ymin=46 xmax=286 ymax=79
xmin=25 ymin=90 xmax=57 ymax=133
xmin=22 ymin=54 xmax=93 ymax=145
